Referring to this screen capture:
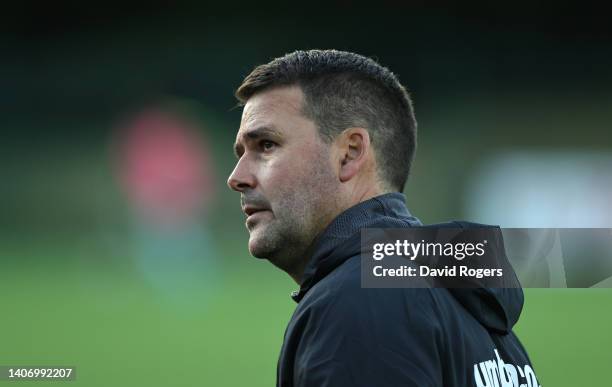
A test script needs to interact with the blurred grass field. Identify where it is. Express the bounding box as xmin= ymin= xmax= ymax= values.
xmin=1 ymin=239 xmax=610 ymax=386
